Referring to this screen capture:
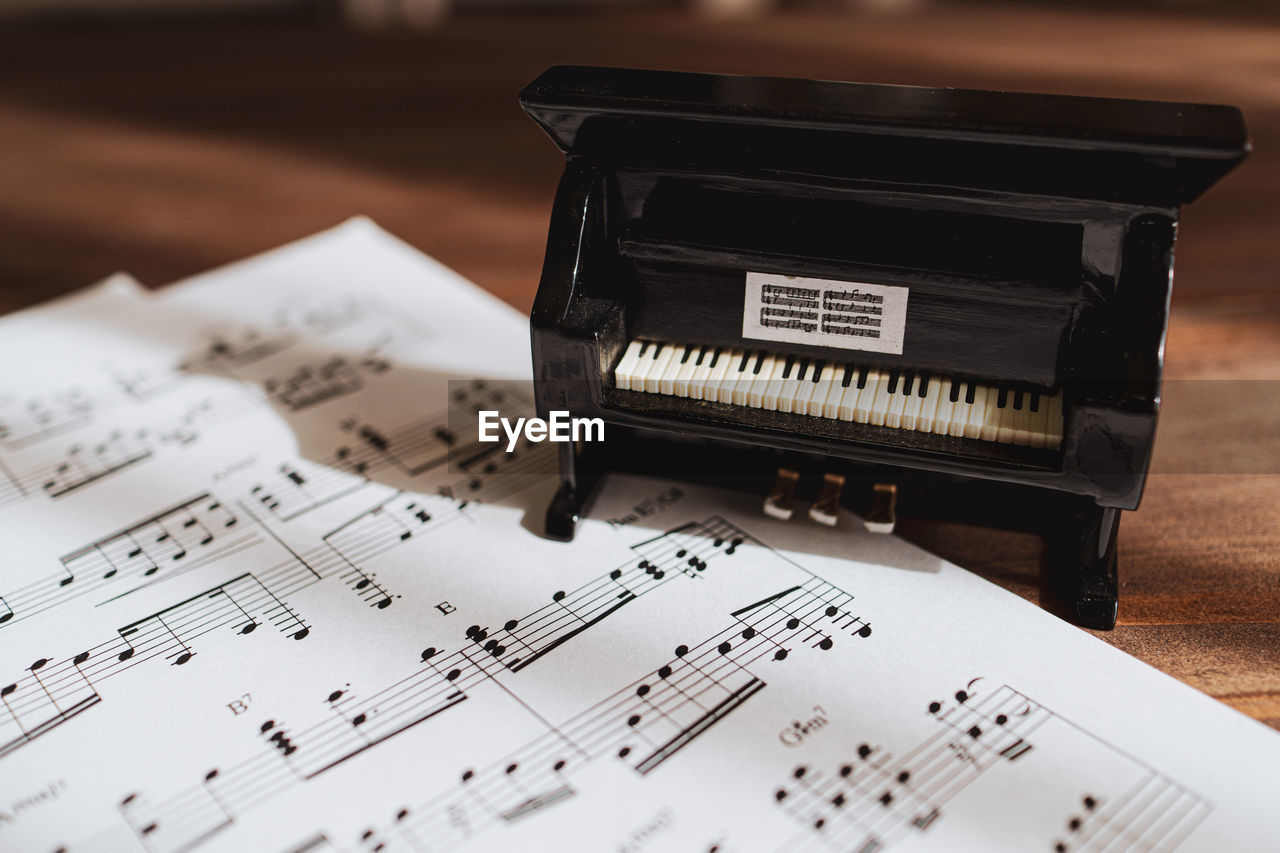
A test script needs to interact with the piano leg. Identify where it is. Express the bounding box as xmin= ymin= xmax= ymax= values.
xmin=1047 ymin=501 xmax=1121 ymax=631
xmin=545 ymin=440 xmax=606 ymax=542
xmin=542 ymin=431 xmax=1123 ymax=629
